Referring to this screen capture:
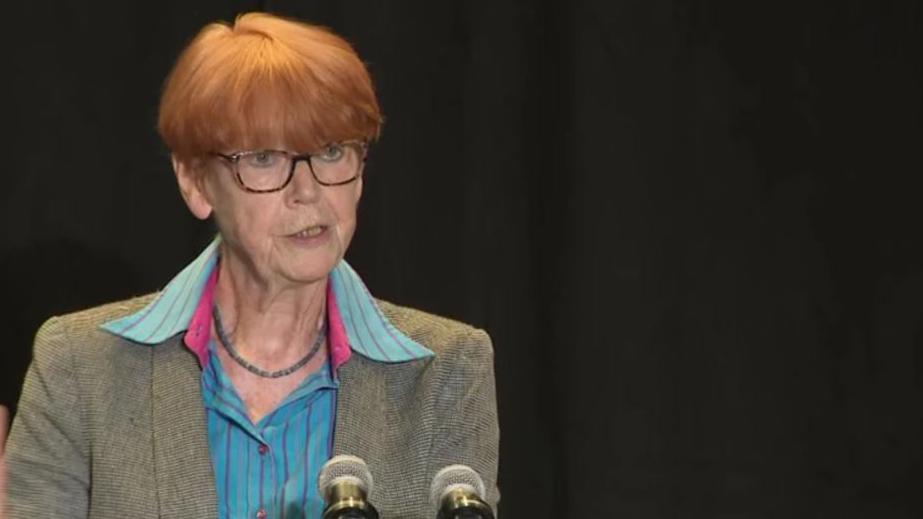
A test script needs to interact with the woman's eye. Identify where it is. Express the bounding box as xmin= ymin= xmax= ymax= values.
xmin=246 ymin=151 xmax=278 ymax=167
xmin=318 ymin=145 xmax=344 ymax=162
